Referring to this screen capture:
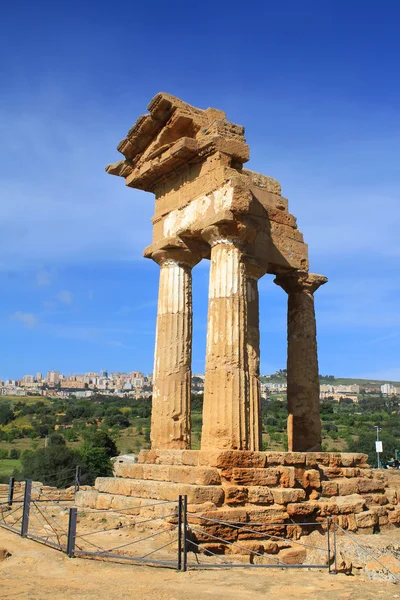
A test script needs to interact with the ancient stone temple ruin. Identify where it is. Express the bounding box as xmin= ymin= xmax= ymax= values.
xmin=77 ymin=94 xmax=399 ymax=541
xmin=107 ymin=92 xmax=327 ymax=454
